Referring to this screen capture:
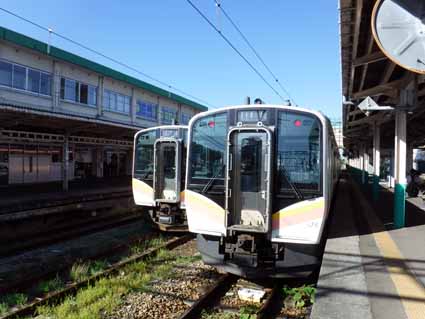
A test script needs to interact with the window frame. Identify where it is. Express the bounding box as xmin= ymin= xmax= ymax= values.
xmin=133 ymin=129 xmax=158 ymax=181
xmin=60 ymin=76 xmax=97 ymax=107
xmin=0 ymin=59 xmax=52 ymax=97
xmin=27 ymin=68 xmax=41 ymax=94
xmin=276 ymin=110 xmax=323 ymax=196
xmin=188 ymin=111 xmax=228 ymax=189
xmin=0 ymin=60 xmax=13 ymax=87
xmin=136 ymin=99 xmax=157 ymax=121
xmin=103 ymin=89 xmax=131 ymax=114
xmin=12 ymin=64 xmax=27 ymax=90
xmin=40 ymin=72 xmax=52 ymax=96
xmin=181 ymin=112 xmax=192 ymax=125
xmin=161 ymin=107 xmax=177 ymax=125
